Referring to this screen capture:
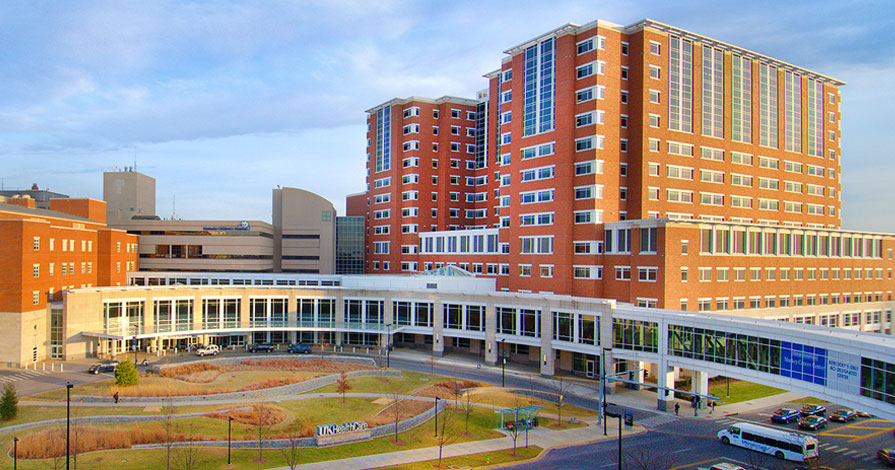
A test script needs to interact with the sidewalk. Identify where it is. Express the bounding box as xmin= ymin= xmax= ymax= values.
xmin=276 ymin=417 xmax=643 ymax=470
